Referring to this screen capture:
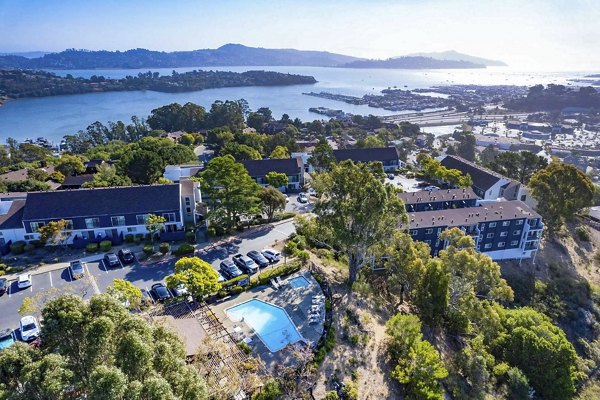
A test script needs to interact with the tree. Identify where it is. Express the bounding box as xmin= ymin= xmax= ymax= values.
xmin=308 ymin=138 xmax=336 ymax=172
xmin=117 ymin=150 xmax=164 ymax=184
xmin=269 ymin=145 xmax=289 ymax=159
xmin=265 ymin=171 xmax=288 ymax=189
xmin=356 ymin=135 xmax=385 ymax=148
xmin=20 ymin=353 xmax=74 ymax=400
xmin=486 ymin=151 xmax=548 ymax=184
xmin=479 ymin=144 xmax=499 ymax=165
xmin=145 ymin=214 xmax=166 ymax=244
xmin=27 ymin=168 xmax=49 ymax=182
xmin=206 ymin=127 xmax=234 ymax=151
xmin=5 ymin=179 xmax=51 ymax=192
xmin=37 ymin=219 xmax=72 ymax=246
xmin=314 ymin=160 xmax=406 ymax=283
xmin=386 ymin=314 xmax=448 ymax=400
xmin=529 ymin=162 xmax=595 ymax=231
xmin=106 ymin=279 xmax=142 ymax=310
xmin=261 ymin=187 xmax=287 ymax=222
xmin=83 ymin=164 xmax=132 ymax=188
xmin=89 ymin=365 xmax=127 ymax=400
xmin=200 ymin=155 xmax=261 ymax=231
xmin=55 ymin=154 xmax=86 ymax=177
xmin=166 ymin=257 xmax=221 ymax=300
xmin=180 ymin=133 xmax=195 ymax=146
xmin=221 ymin=142 xmax=262 ymax=161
